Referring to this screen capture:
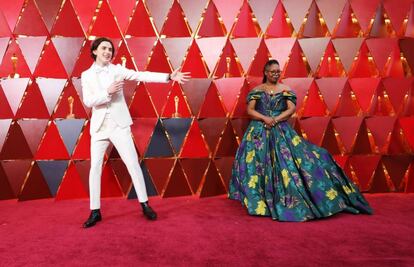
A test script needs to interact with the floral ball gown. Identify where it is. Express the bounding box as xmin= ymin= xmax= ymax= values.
xmin=229 ymin=89 xmax=373 ymax=221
